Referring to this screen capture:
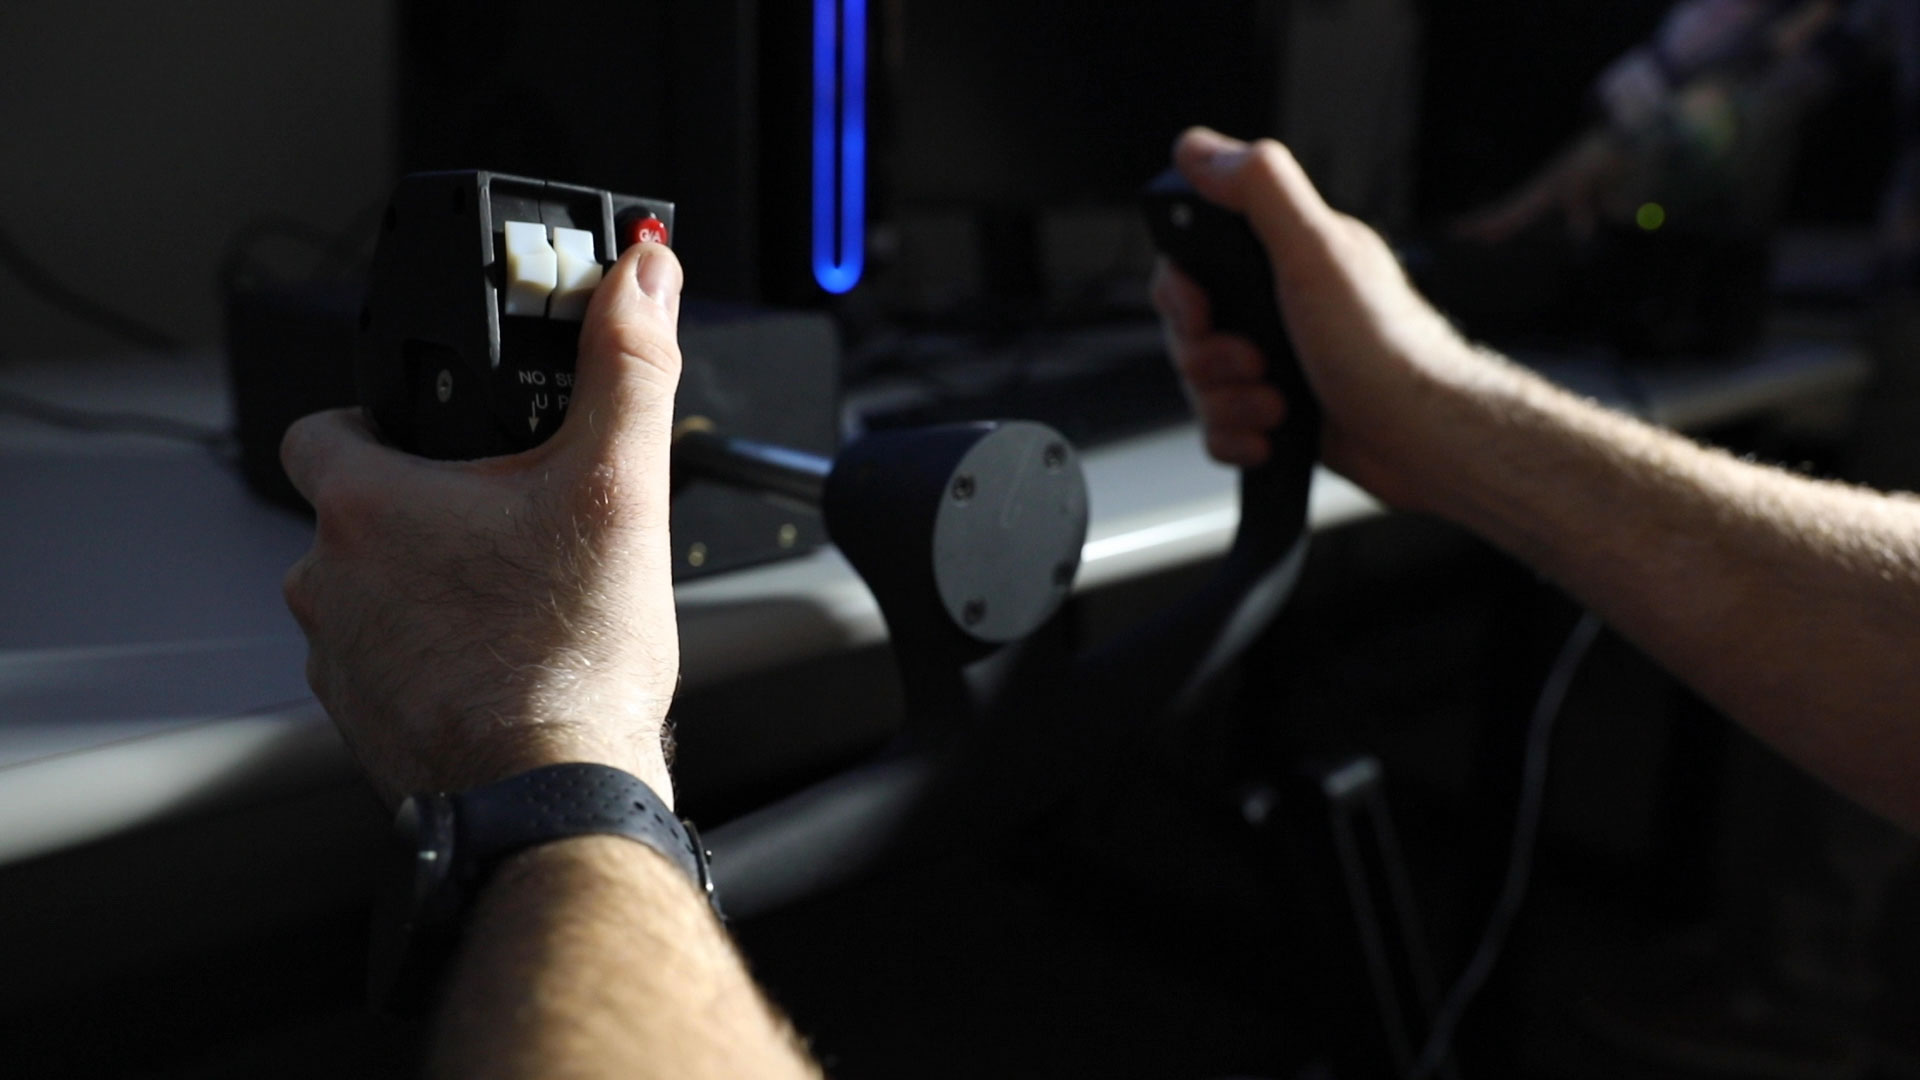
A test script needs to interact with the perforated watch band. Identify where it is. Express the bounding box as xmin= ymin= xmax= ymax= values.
xmin=450 ymin=763 xmax=715 ymax=908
